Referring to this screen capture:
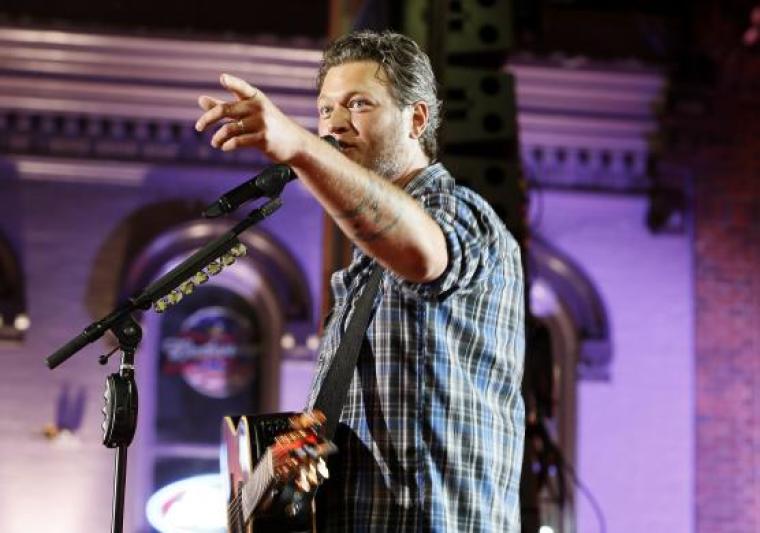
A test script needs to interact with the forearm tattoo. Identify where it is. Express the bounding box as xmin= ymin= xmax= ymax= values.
xmin=338 ymin=179 xmax=402 ymax=242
